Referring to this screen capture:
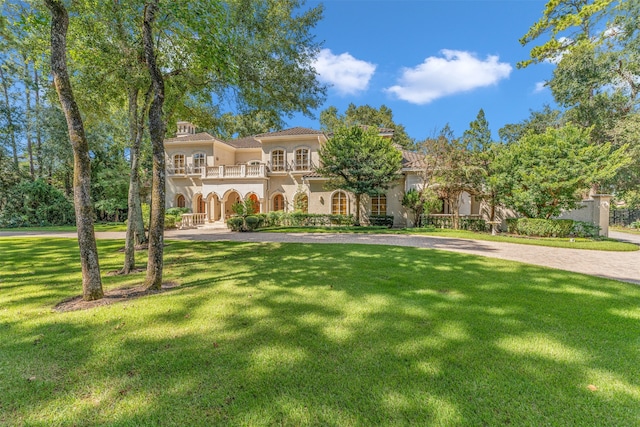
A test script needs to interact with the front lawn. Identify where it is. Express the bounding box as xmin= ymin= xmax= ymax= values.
xmin=260 ymin=226 xmax=639 ymax=251
xmin=1 ymin=238 xmax=639 ymax=426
